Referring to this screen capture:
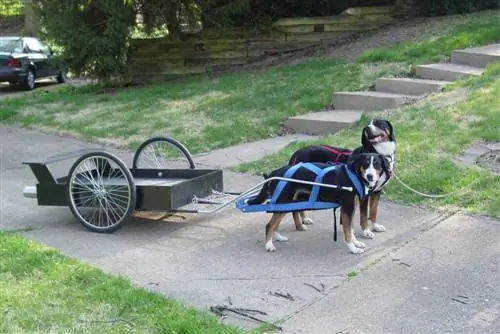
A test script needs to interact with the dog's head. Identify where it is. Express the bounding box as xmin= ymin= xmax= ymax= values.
xmin=348 ymin=153 xmax=391 ymax=189
xmin=361 ymin=119 xmax=396 ymax=169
